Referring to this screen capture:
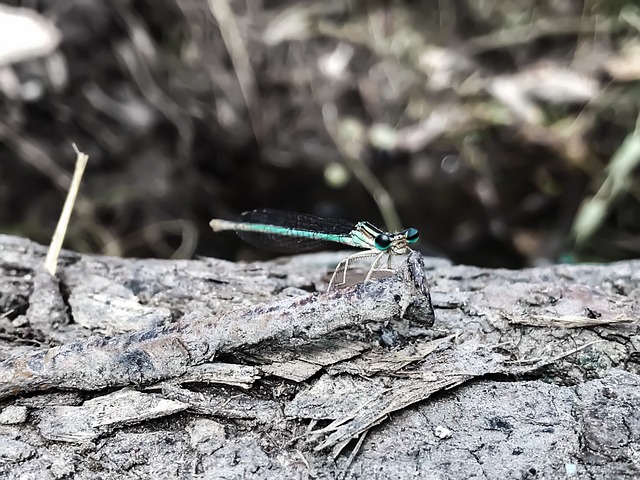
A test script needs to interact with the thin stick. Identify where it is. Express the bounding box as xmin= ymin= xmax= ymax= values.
xmin=44 ymin=144 xmax=89 ymax=275
xmin=0 ymin=252 xmax=433 ymax=400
